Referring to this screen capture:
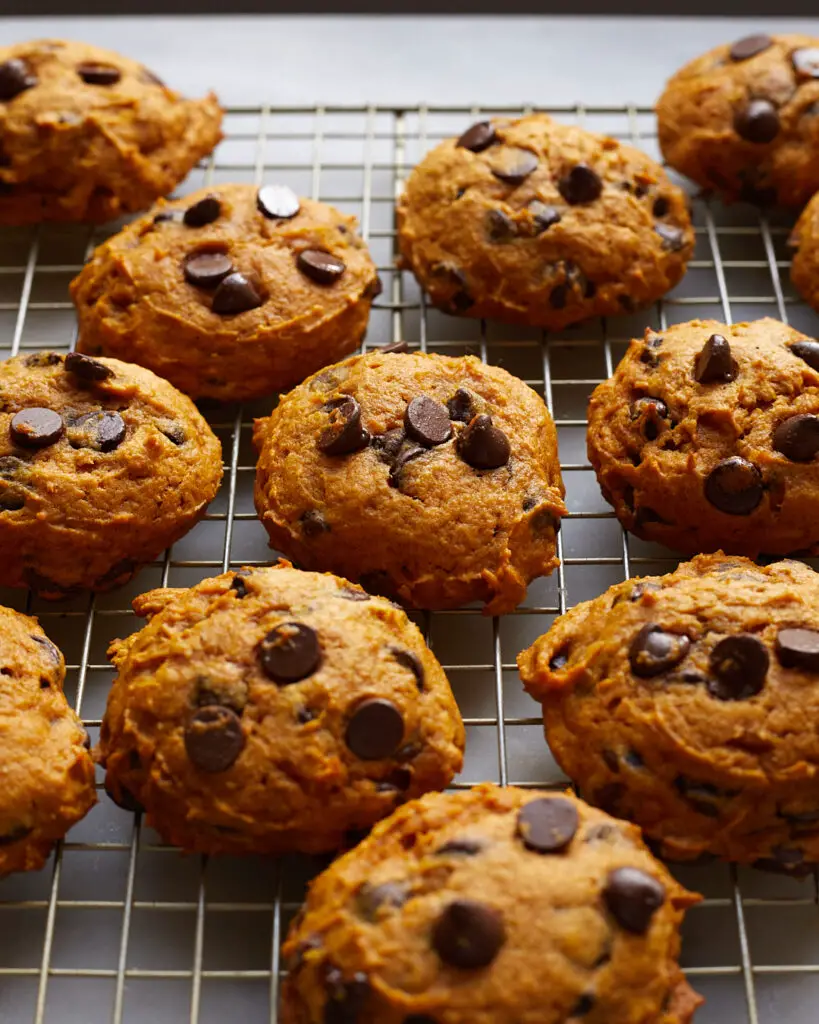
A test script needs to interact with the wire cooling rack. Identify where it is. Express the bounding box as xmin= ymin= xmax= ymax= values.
xmin=0 ymin=103 xmax=817 ymax=1024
